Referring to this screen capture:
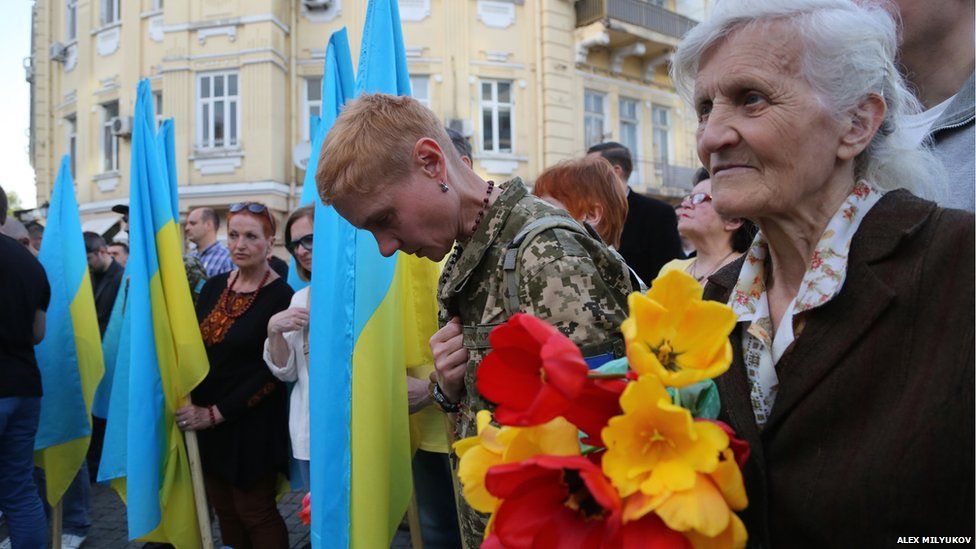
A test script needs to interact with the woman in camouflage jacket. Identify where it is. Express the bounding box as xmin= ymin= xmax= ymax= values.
xmin=317 ymin=93 xmax=633 ymax=547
